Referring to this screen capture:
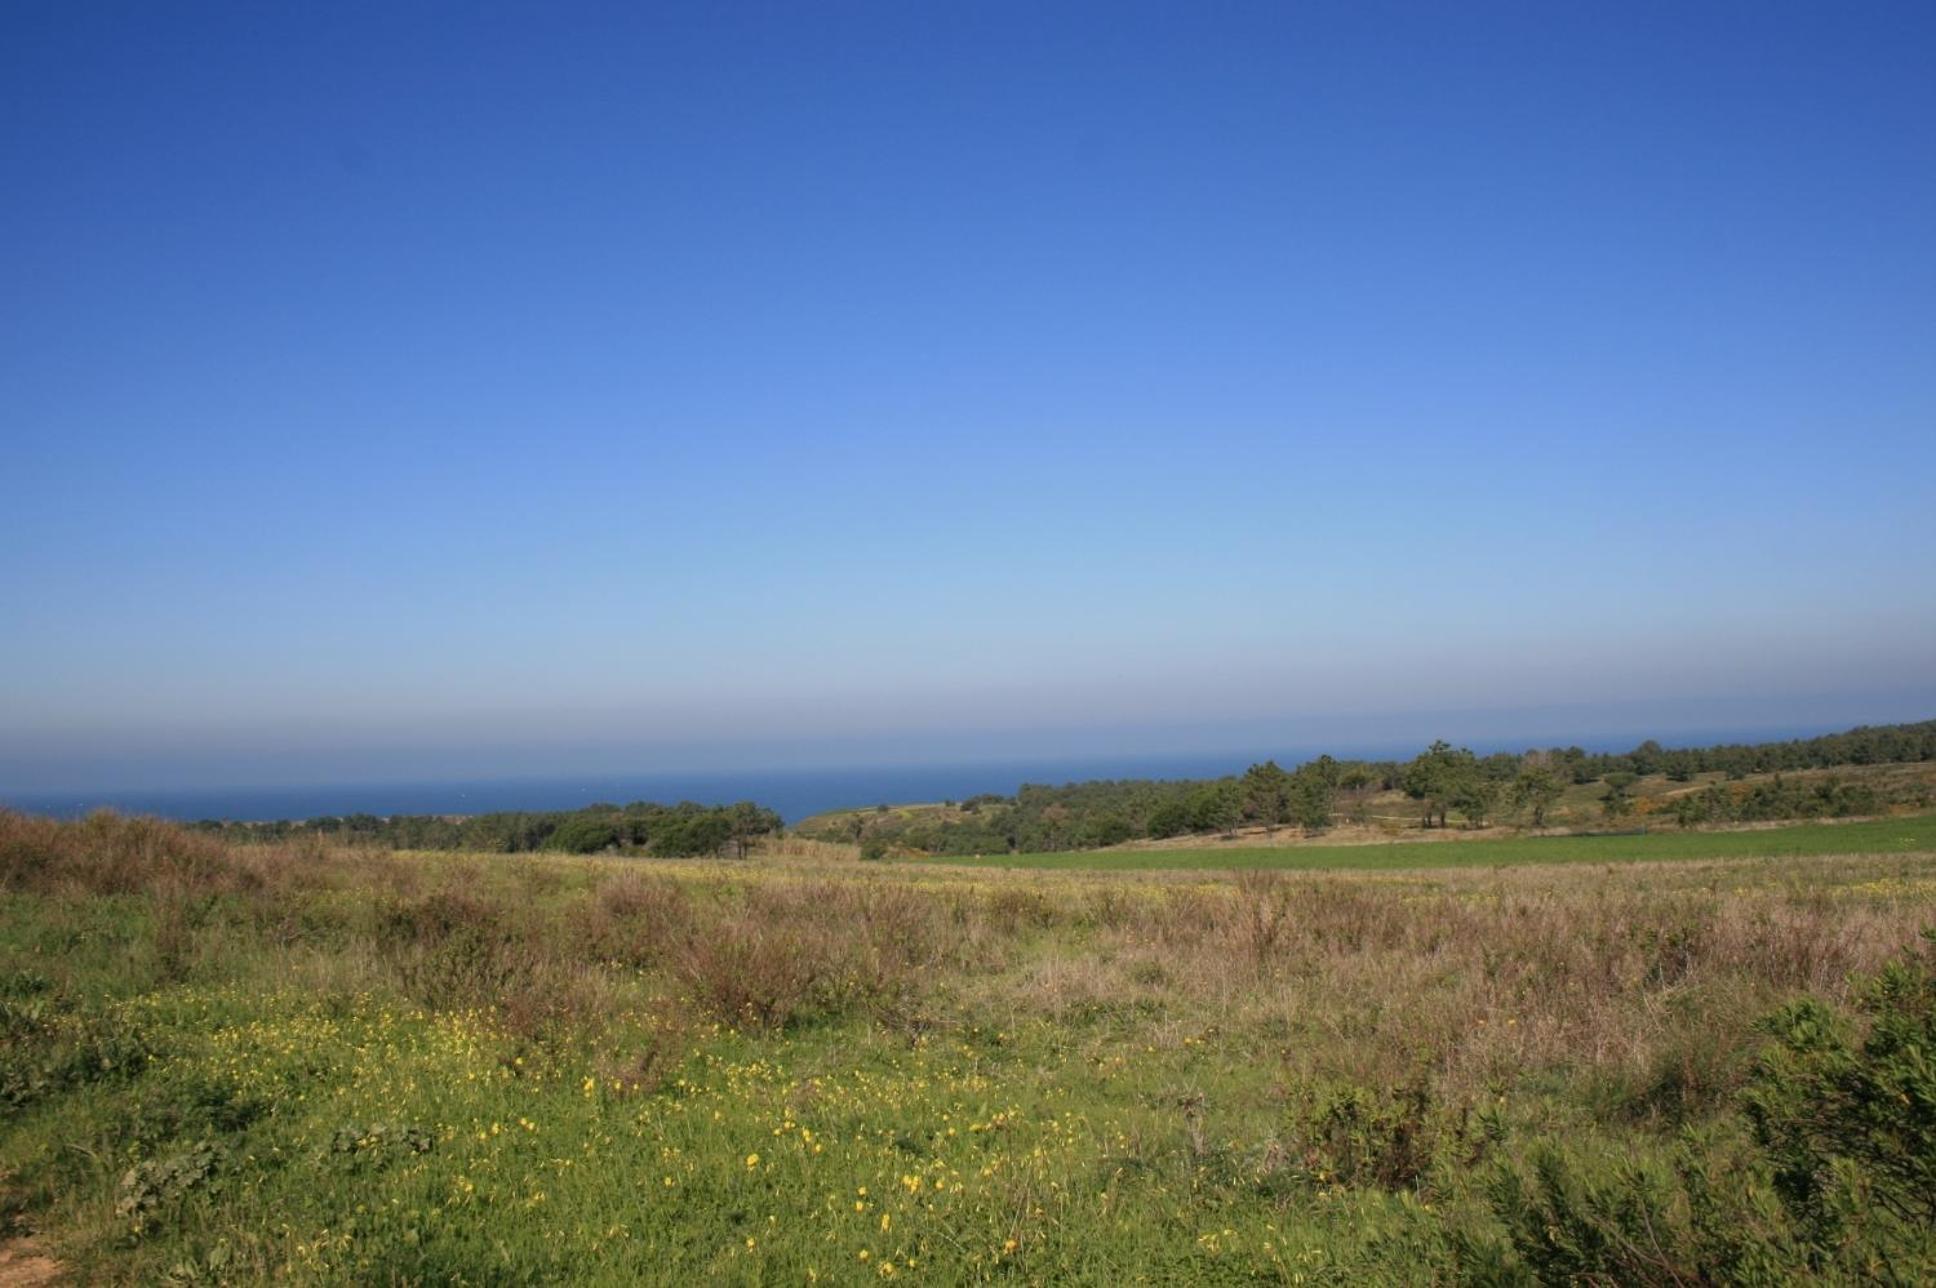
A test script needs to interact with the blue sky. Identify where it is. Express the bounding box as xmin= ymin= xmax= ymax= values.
xmin=4 ymin=2 xmax=1934 ymax=792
